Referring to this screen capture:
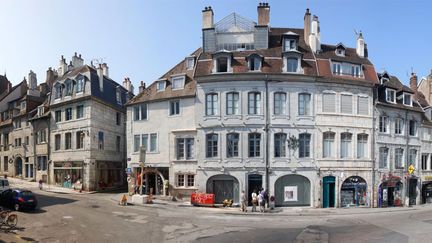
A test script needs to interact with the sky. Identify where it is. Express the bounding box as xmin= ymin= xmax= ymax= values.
xmin=0 ymin=0 xmax=431 ymax=90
